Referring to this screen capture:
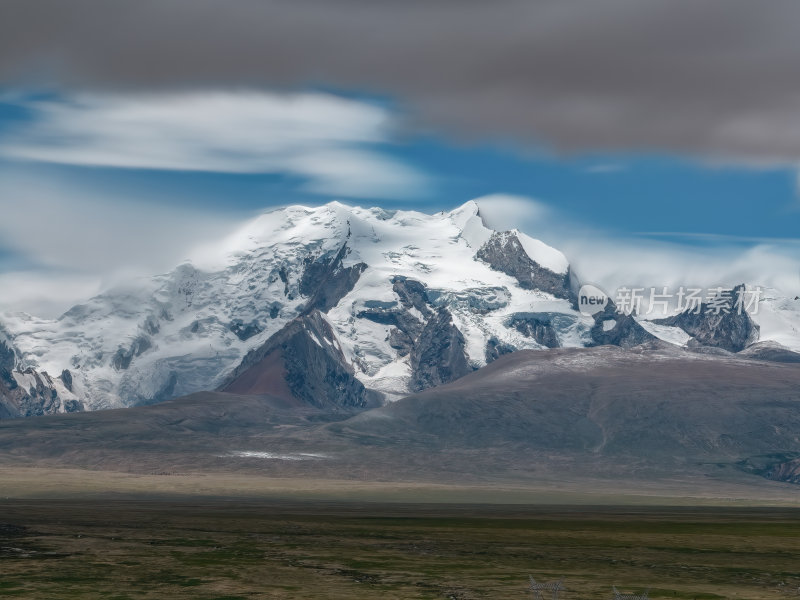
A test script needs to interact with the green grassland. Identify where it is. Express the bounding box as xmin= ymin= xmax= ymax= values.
xmin=1 ymin=500 xmax=799 ymax=599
